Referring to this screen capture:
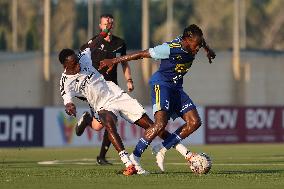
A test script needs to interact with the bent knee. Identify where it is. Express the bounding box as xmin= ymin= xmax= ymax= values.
xmin=91 ymin=118 xmax=104 ymax=131
xmin=186 ymin=118 xmax=202 ymax=130
xmin=98 ymin=110 xmax=117 ymax=125
xmin=153 ymin=122 xmax=167 ymax=135
xmin=144 ymin=123 xmax=166 ymax=141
